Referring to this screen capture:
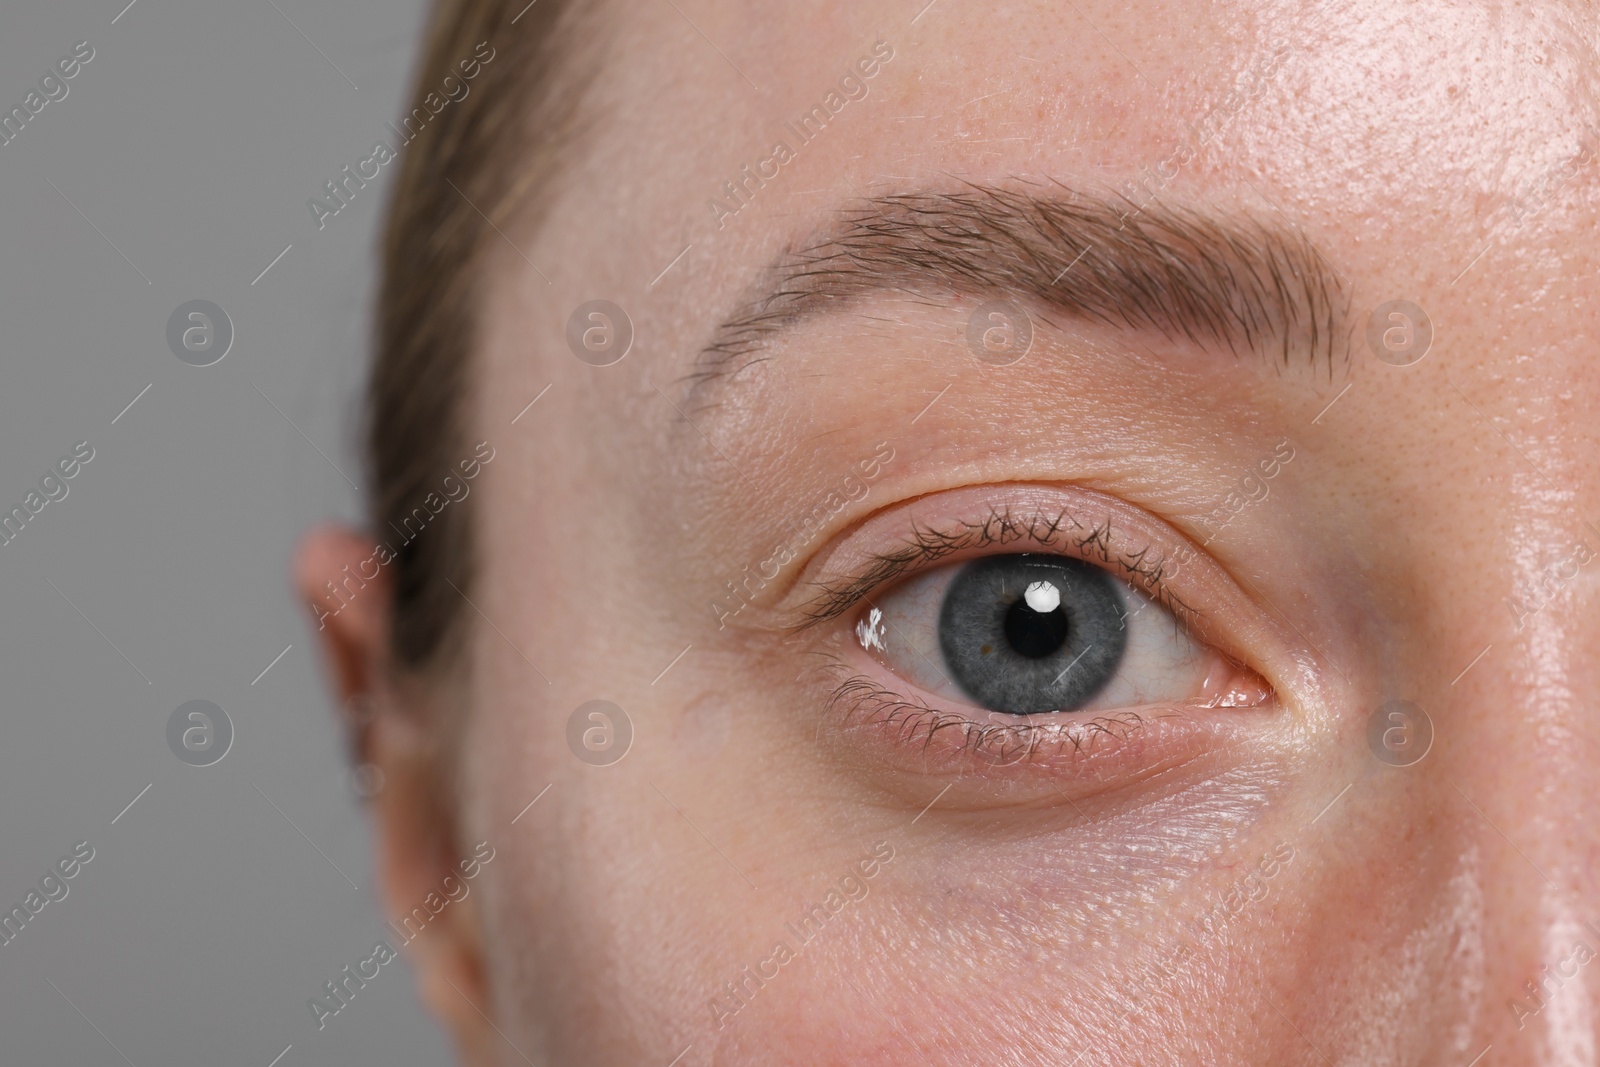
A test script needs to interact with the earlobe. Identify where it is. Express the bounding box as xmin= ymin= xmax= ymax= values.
xmin=364 ymin=692 xmax=498 ymax=1061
